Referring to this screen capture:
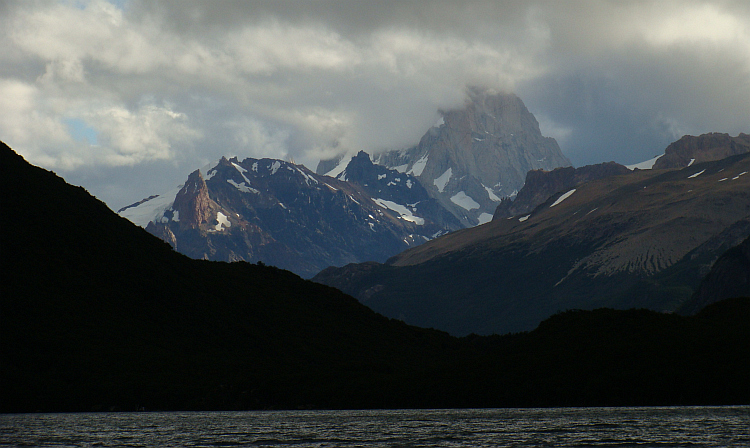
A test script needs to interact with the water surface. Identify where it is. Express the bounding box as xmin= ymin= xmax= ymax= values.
xmin=2 ymin=406 xmax=749 ymax=447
